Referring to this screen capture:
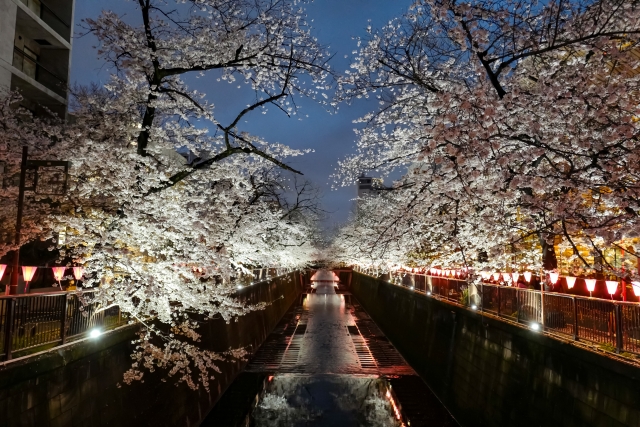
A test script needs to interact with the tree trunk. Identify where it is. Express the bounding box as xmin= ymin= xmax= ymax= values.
xmin=538 ymin=232 xmax=558 ymax=270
